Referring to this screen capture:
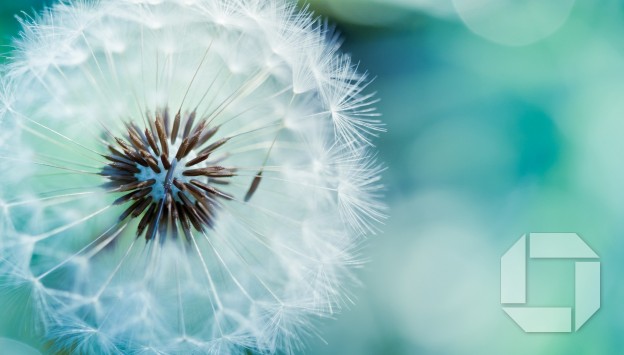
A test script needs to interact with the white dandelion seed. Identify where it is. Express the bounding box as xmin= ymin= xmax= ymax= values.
xmin=0 ymin=0 xmax=385 ymax=353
